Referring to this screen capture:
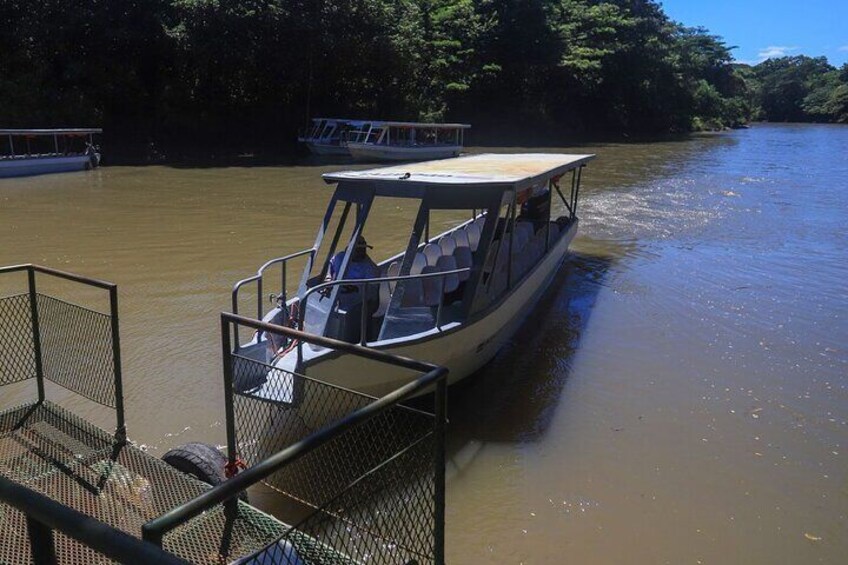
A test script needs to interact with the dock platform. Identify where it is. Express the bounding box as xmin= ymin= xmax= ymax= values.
xmin=0 ymin=264 xmax=447 ymax=564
